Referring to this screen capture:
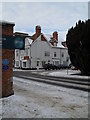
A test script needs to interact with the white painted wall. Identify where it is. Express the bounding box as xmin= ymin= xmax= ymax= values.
xmin=31 ymin=36 xmax=52 ymax=68
xmin=15 ymin=35 xmax=70 ymax=69
xmin=51 ymin=47 xmax=61 ymax=65
xmin=50 ymin=47 xmax=69 ymax=66
xmin=15 ymin=49 xmax=20 ymax=68
xmin=22 ymin=60 xmax=30 ymax=68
